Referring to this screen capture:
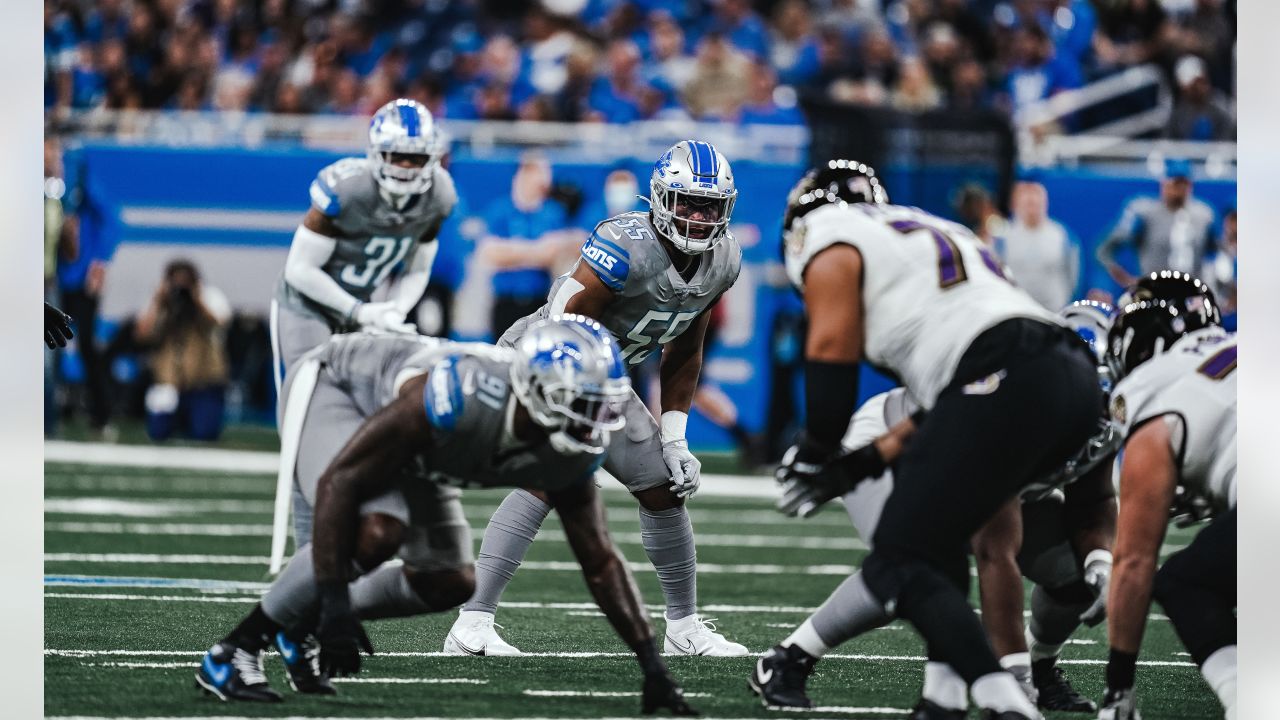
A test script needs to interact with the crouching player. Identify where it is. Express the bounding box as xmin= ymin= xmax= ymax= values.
xmin=194 ymin=317 xmax=697 ymax=716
